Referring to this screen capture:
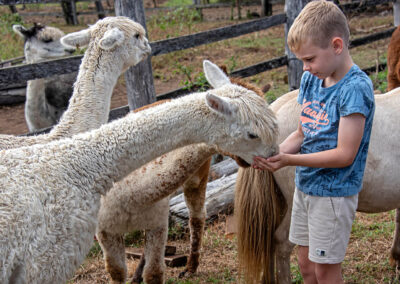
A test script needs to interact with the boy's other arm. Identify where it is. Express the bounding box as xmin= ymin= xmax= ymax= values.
xmin=254 ymin=113 xmax=365 ymax=172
